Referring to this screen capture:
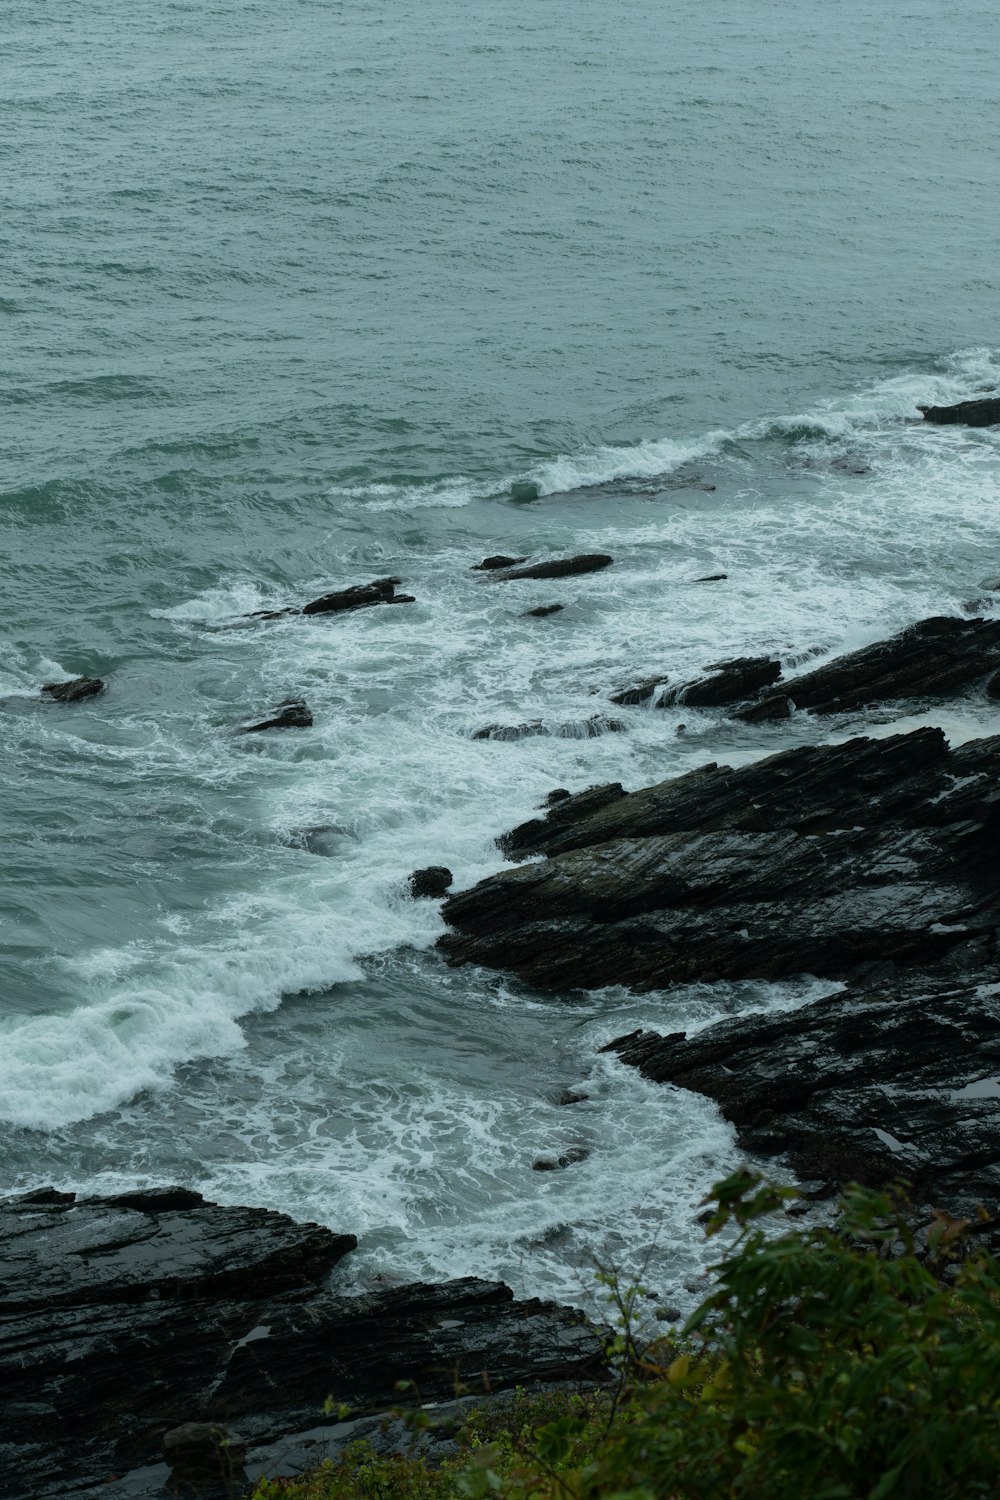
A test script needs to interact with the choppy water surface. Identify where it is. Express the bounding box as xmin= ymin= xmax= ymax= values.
xmin=2 ymin=0 xmax=999 ymax=1307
